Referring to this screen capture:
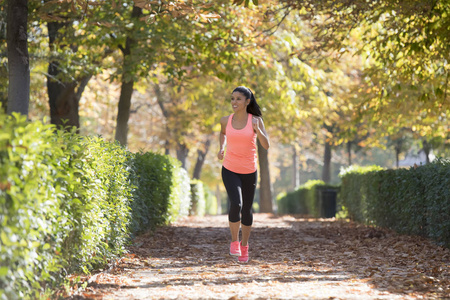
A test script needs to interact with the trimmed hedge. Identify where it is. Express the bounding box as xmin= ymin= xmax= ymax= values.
xmin=130 ymin=152 xmax=191 ymax=233
xmin=204 ymin=184 xmax=218 ymax=215
xmin=277 ymin=180 xmax=339 ymax=217
xmin=338 ymin=165 xmax=384 ymax=223
xmin=0 ymin=114 xmax=87 ymax=300
xmin=190 ymin=180 xmax=206 ymax=216
xmin=340 ymin=160 xmax=450 ymax=247
xmin=189 ymin=180 xmax=218 ymax=216
xmin=0 ymin=113 xmax=191 ymax=299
